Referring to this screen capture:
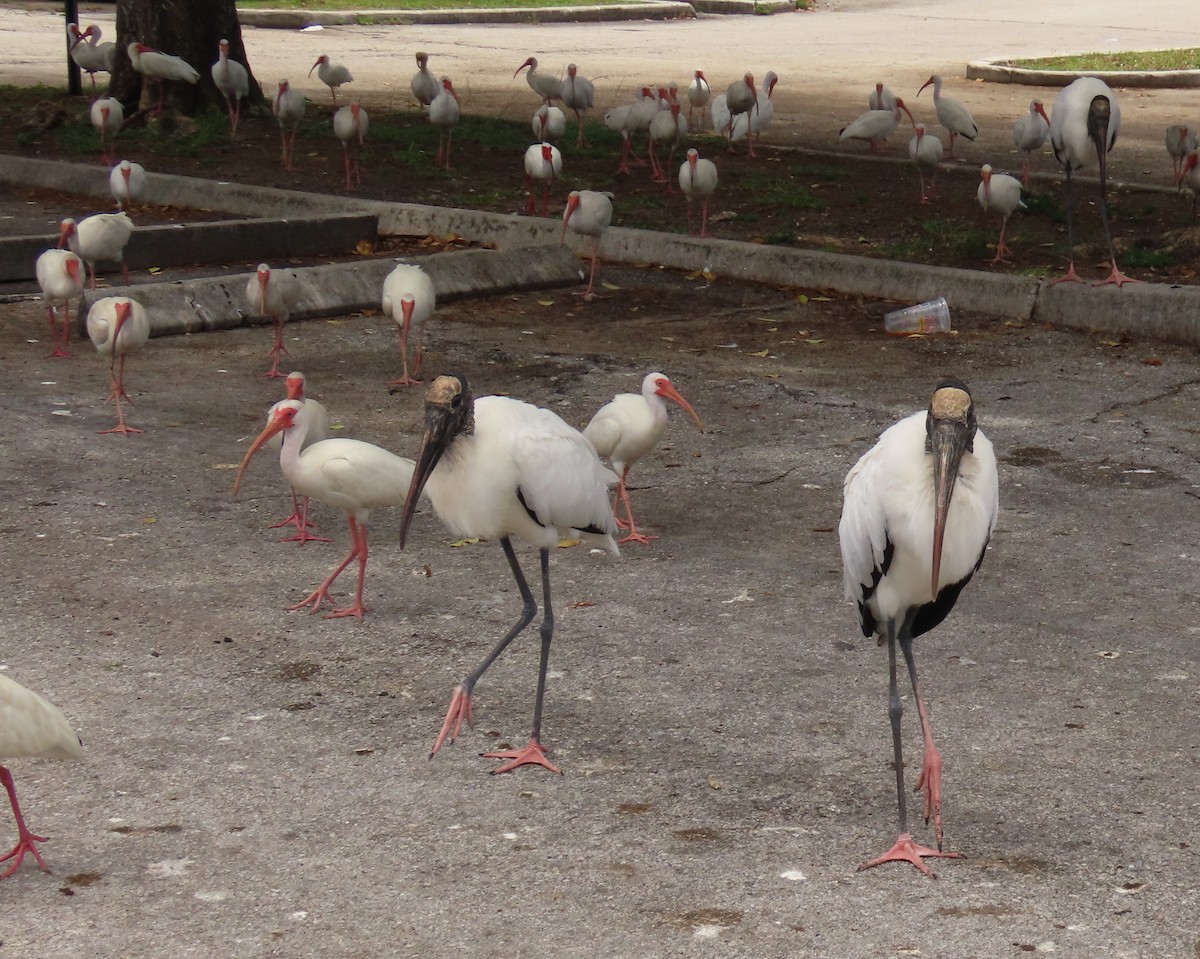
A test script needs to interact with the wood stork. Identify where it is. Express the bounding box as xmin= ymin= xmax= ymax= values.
xmin=917 ymin=75 xmax=978 ymax=158
xmin=1049 ymin=76 xmax=1136 ymax=286
xmin=246 ymin=263 xmax=300 ymax=378
xmin=1164 ymin=124 xmax=1197 ymax=189
xmin=90 ymin=96 xmax=122 ymax=166
xmin=839 ymin=379 xmax=998 ymax=877
xmin=429 ymin=77 xmax=461 ymax=169
xmin=648 ymin=101 xmax=687 ymax=187
xmin=977 ymin=164 xmax=1026 ymax=265
xmin=723 ymin=73 xmax=757 ymax=150
xmin=381 ymin=263 xmax=436 ymax=387
xmin=532 ymin=103 xmax=566 ymax=144
xmin=679 ymin=148 xmax=718 ymax=237
xmin=0 ymin=672 xmax=82 ymax=879
xmin=67 ymin=23 xmax=115 ymax=95
xmin=86 ymin=296 xmax=150 ymax=435
xmin=514 ymin=56 xmax=561 ymax=104
xmin=58 ymin=213 xmax=133 ymax=289
xmin=398 ymin=374 xmax=619 ymax=773
xmin=411 ymin=51 xmax=439 ymax=109
xmin=524 ymin=141 xmax=562 ymax=216
xmin=560 ymin=63 xmax=595 ymax=148
xmin=109 ymin=160 xmax=146 ymax=211
xmin=267 ymin=372 xmax=331 ymax=544
xmin=687 ymin=69 xmax=710 ymax=130
xmin=1012 ymin=100 xmax=1050 ymax=188
xmin=561 ymin=190 xmax=613 ymax=299
xmin=869 ymin=81 xmax=896 ymax=112
xmin=333 ymin=102 xmax=369 ymax=190
xmin=35 ymin=249 xmax=84 ymax=358
xmin=309 ymin=54 xmax=353 ymax=106
xmin=1180 ymin=149 xmax=1200 ymax=214
xmin=235 ymin=401 xmax=417 ymax=620
xmin=584 ymin=372 xmax=703 ymax=545
xmin=908 ymin=123 xmax=944 ymax=204
xmin=273 ymin=79 xmax=306 ymax=171
xmin=126 ymin=42 xmax=199 ymax=114
xmin=839 ymin=99 xmax=914 ymax=153
xmin=211 ymin=38 xmax=249 ymax=137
